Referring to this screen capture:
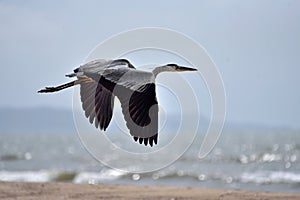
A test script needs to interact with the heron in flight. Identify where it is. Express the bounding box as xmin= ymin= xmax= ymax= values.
xmin=38 ymin=59 xmax=197 ymax=146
